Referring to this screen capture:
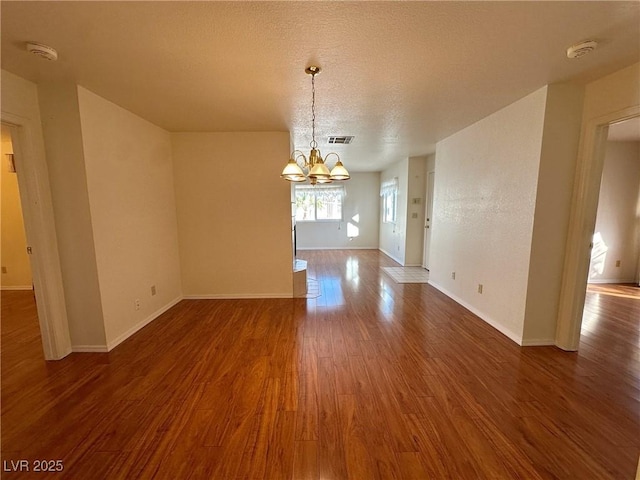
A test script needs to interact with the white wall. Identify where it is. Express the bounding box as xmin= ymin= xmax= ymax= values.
xmin=296 ymin=172 xmax=380 ymax=250
xmin=172 ymin=132 xmax=292 ymax=298
xmin=590 ymin=141 xmax=640 ymax=283
xmin=1 ymin=132 xmax=32 ymax=289
xmin=405 ymin=156 xmax=427 ymax=266
xmin=38 ymin=82 xmax=107 ymax=348
xmin=522 ymin=84 xmax=584 ymax=344
xmin=379 ymin=159 xmax=409 ymax=264
xmin=430 ymin=87 xmax=548 ymax=343
xmin=379 ymin=157 xmax=427 ymax=265
xmin=77 ymin=87 xmax=183 ymax=348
